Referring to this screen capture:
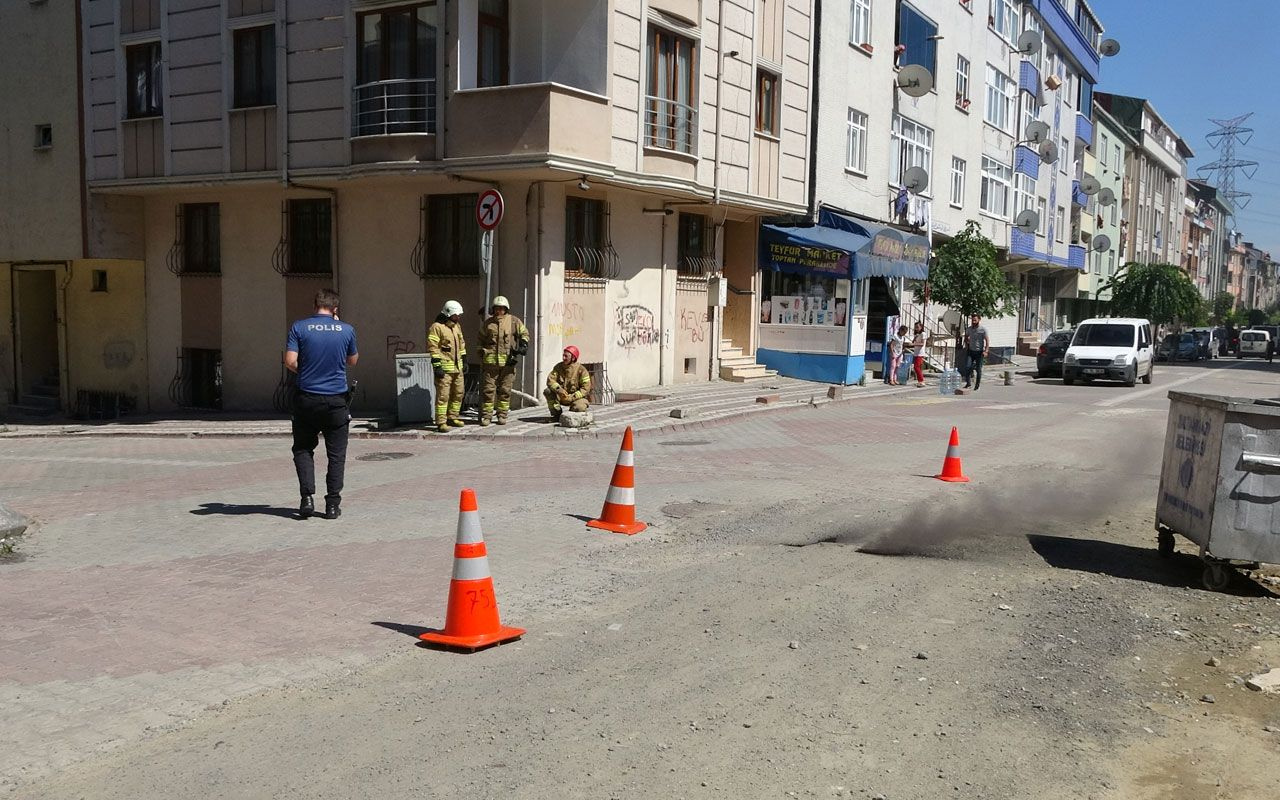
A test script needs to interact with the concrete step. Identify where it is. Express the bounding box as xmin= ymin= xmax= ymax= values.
xmin=20 ymin=394 xmax=59 ymax=409
xmin=6 ymin=403 xmax=59 ymax=418
xmin=719 ymin=355 xmax=757 ymax=368
xmin=720 ymin=347 xmax=745 ymax=360
xmin=720 ymin=366 xmax=778 ymax=382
